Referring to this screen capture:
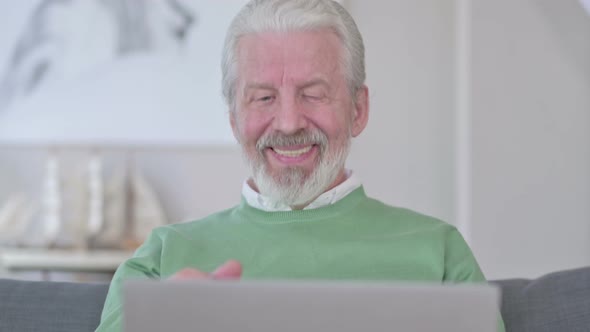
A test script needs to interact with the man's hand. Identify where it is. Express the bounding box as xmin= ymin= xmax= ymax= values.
xmin=169 ymin=260 xmax=242 ymax=280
